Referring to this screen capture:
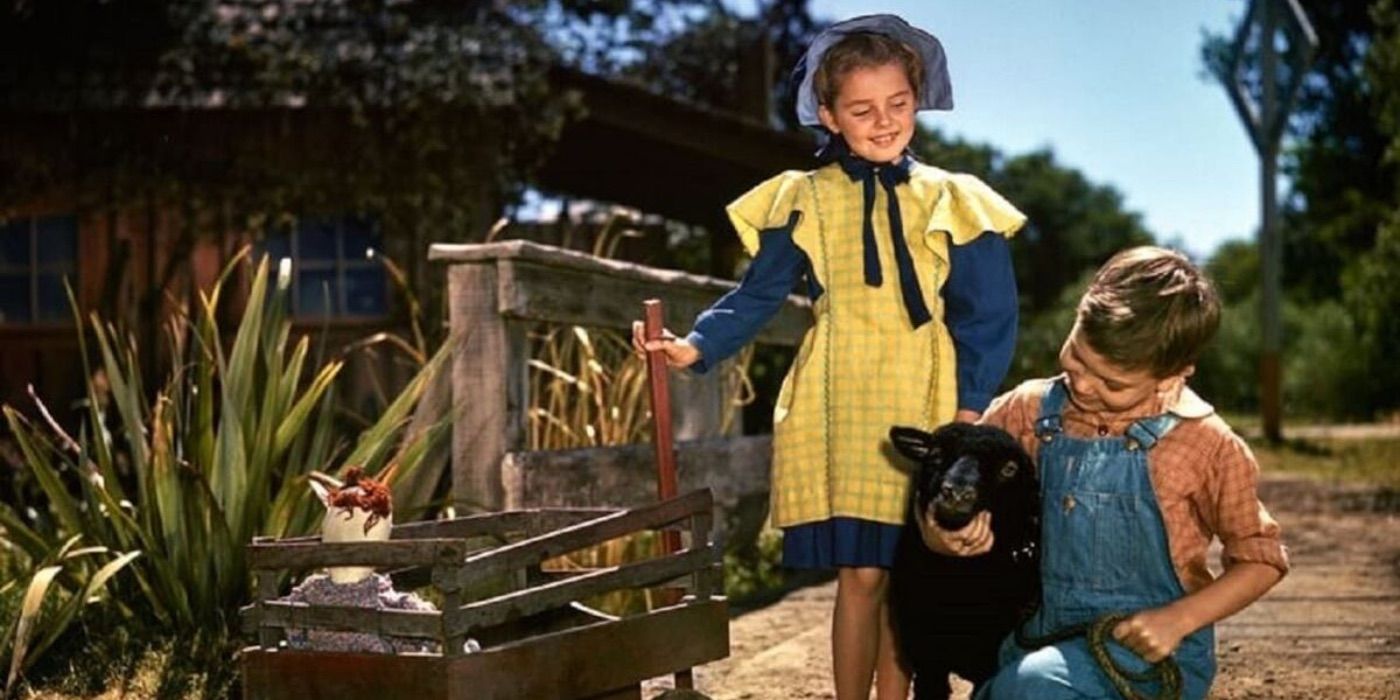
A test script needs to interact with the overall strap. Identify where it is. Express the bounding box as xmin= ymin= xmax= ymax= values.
xmin=1124 ymin=413 xmax=1183 ymax=452
xmin=1033 ymin=378 xmax=1068 ymax=441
